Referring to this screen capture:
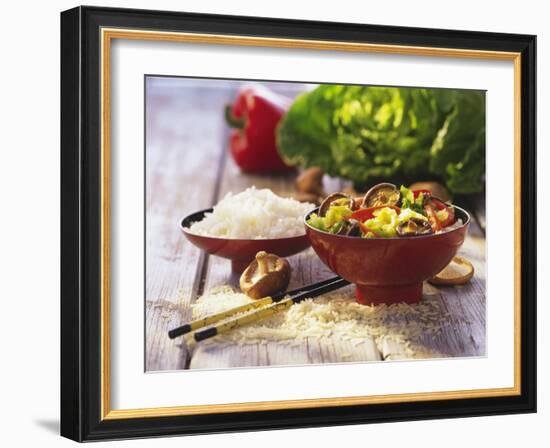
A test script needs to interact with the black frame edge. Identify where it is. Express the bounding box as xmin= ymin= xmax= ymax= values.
xmin=60 ymin=5 xmax=537 ymax=442
xmin=60 ymin=6 xmax=83 ymax=442
xmin=78 ymin=5 xmax=537 ymax=50
xmin=519 ymin=35 xmax=537 ymax=414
